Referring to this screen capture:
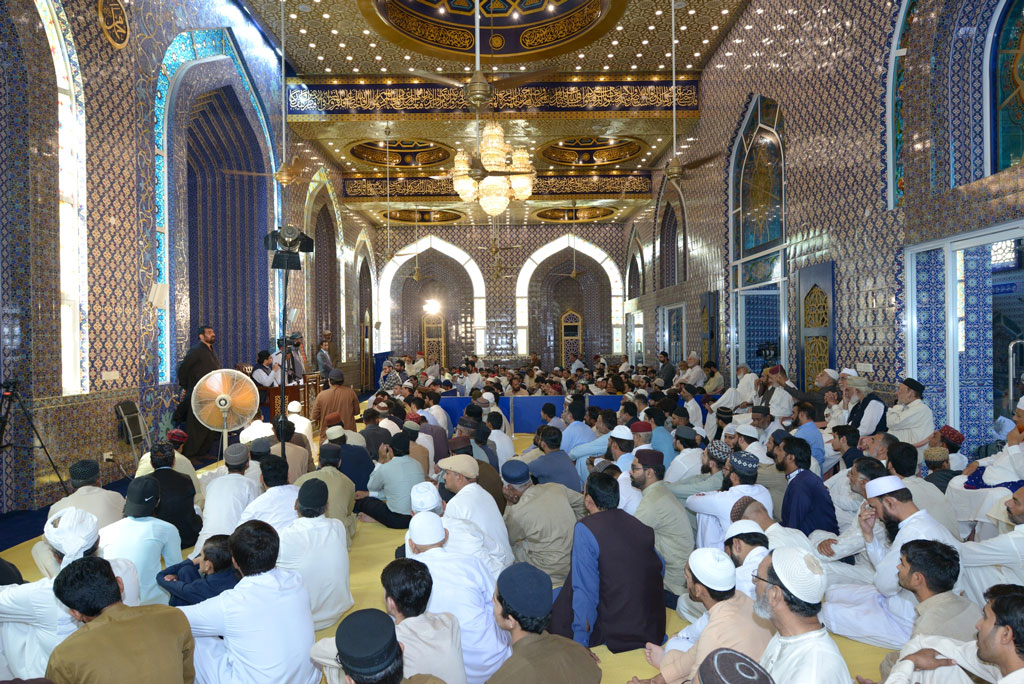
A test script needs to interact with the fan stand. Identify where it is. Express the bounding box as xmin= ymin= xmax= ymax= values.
xmin=217 ymin=396 xmax=231 ymax=459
